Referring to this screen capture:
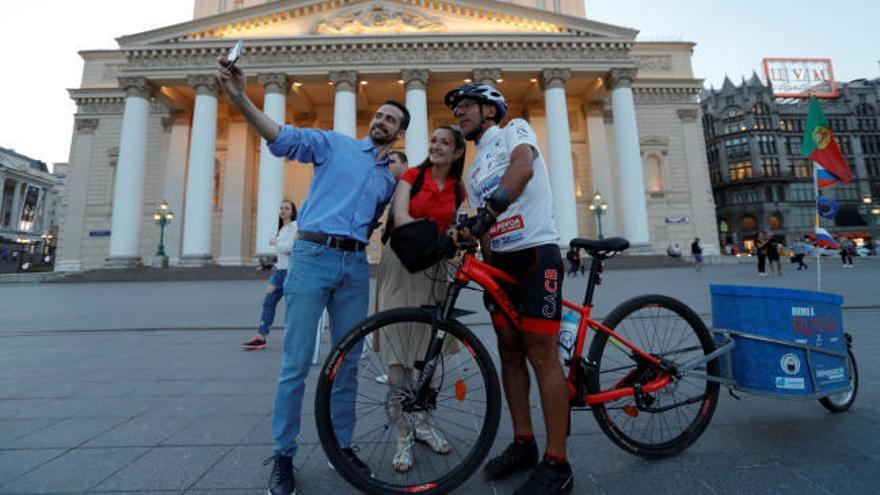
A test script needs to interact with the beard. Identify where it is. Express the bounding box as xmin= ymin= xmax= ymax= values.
xmin=463 ymin=126 xmax=482 ymax=142
xmin=370 ymin=125 xmax=397 ymax=146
